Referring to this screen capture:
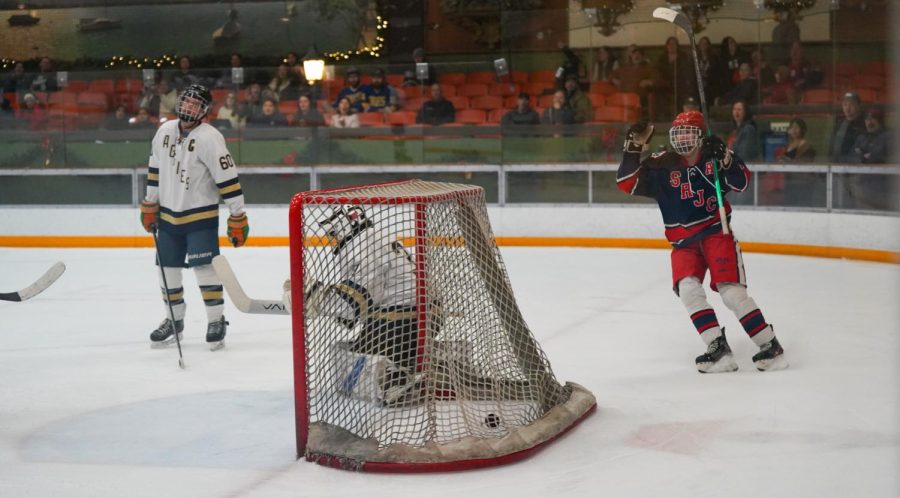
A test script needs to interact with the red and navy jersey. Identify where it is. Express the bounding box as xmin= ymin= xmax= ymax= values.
xmin=616 ymin=148 xmax=751 ymax=248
